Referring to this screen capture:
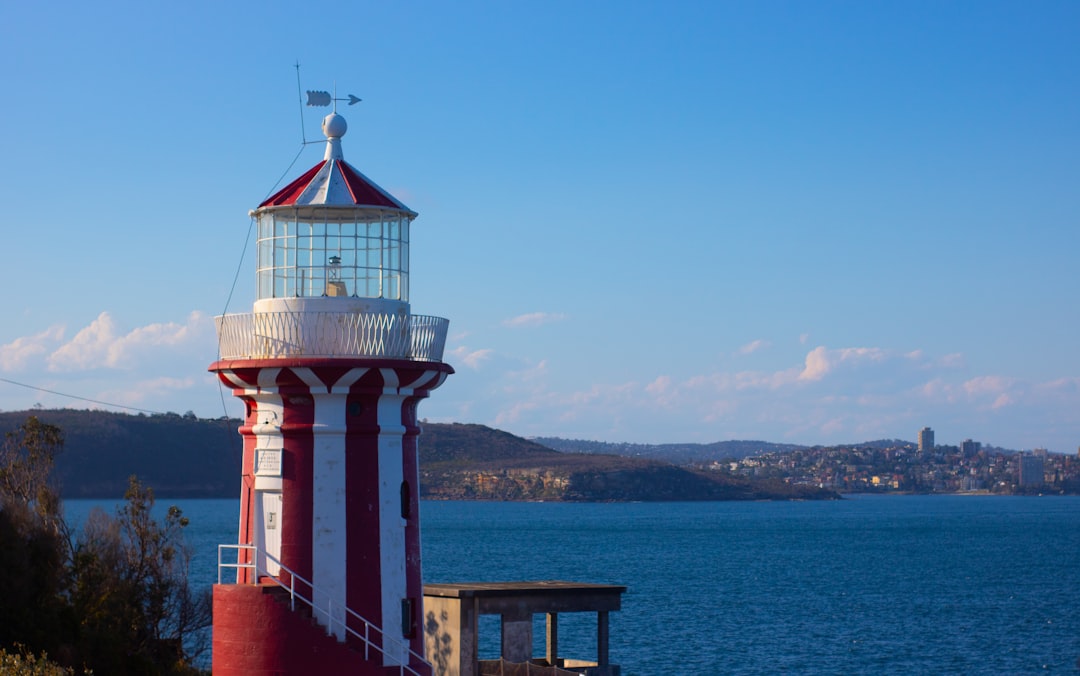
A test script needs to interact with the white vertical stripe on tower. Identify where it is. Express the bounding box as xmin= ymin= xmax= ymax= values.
xmin=291 ymin=367 xmax=368 ymax=641
xmin=377 ymin=368 xmax=408 ymax=665
xmin=248 ymin=369 xmax=285 ymax=576
xmin=292 ymin=367 xmax=348 ymax=640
